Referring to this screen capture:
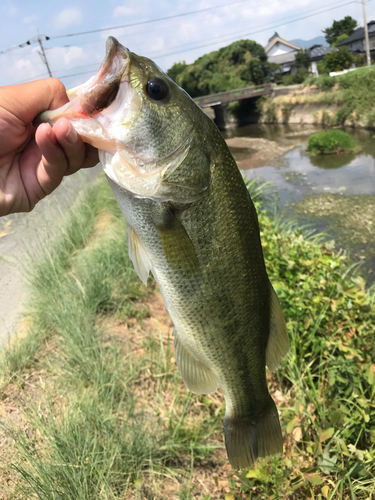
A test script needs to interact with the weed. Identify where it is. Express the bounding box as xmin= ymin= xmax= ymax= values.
xmin=307 ymin=129 xmax=360 ymax=155
xmin=281 ymin=102 xmax=294 ymax=124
